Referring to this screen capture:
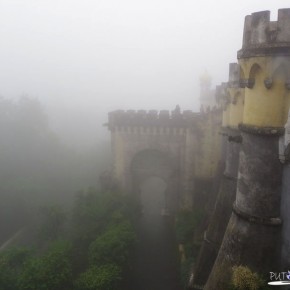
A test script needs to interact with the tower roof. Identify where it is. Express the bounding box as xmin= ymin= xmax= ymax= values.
xmin=199 ymin=71 xmax=212 ymax=87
